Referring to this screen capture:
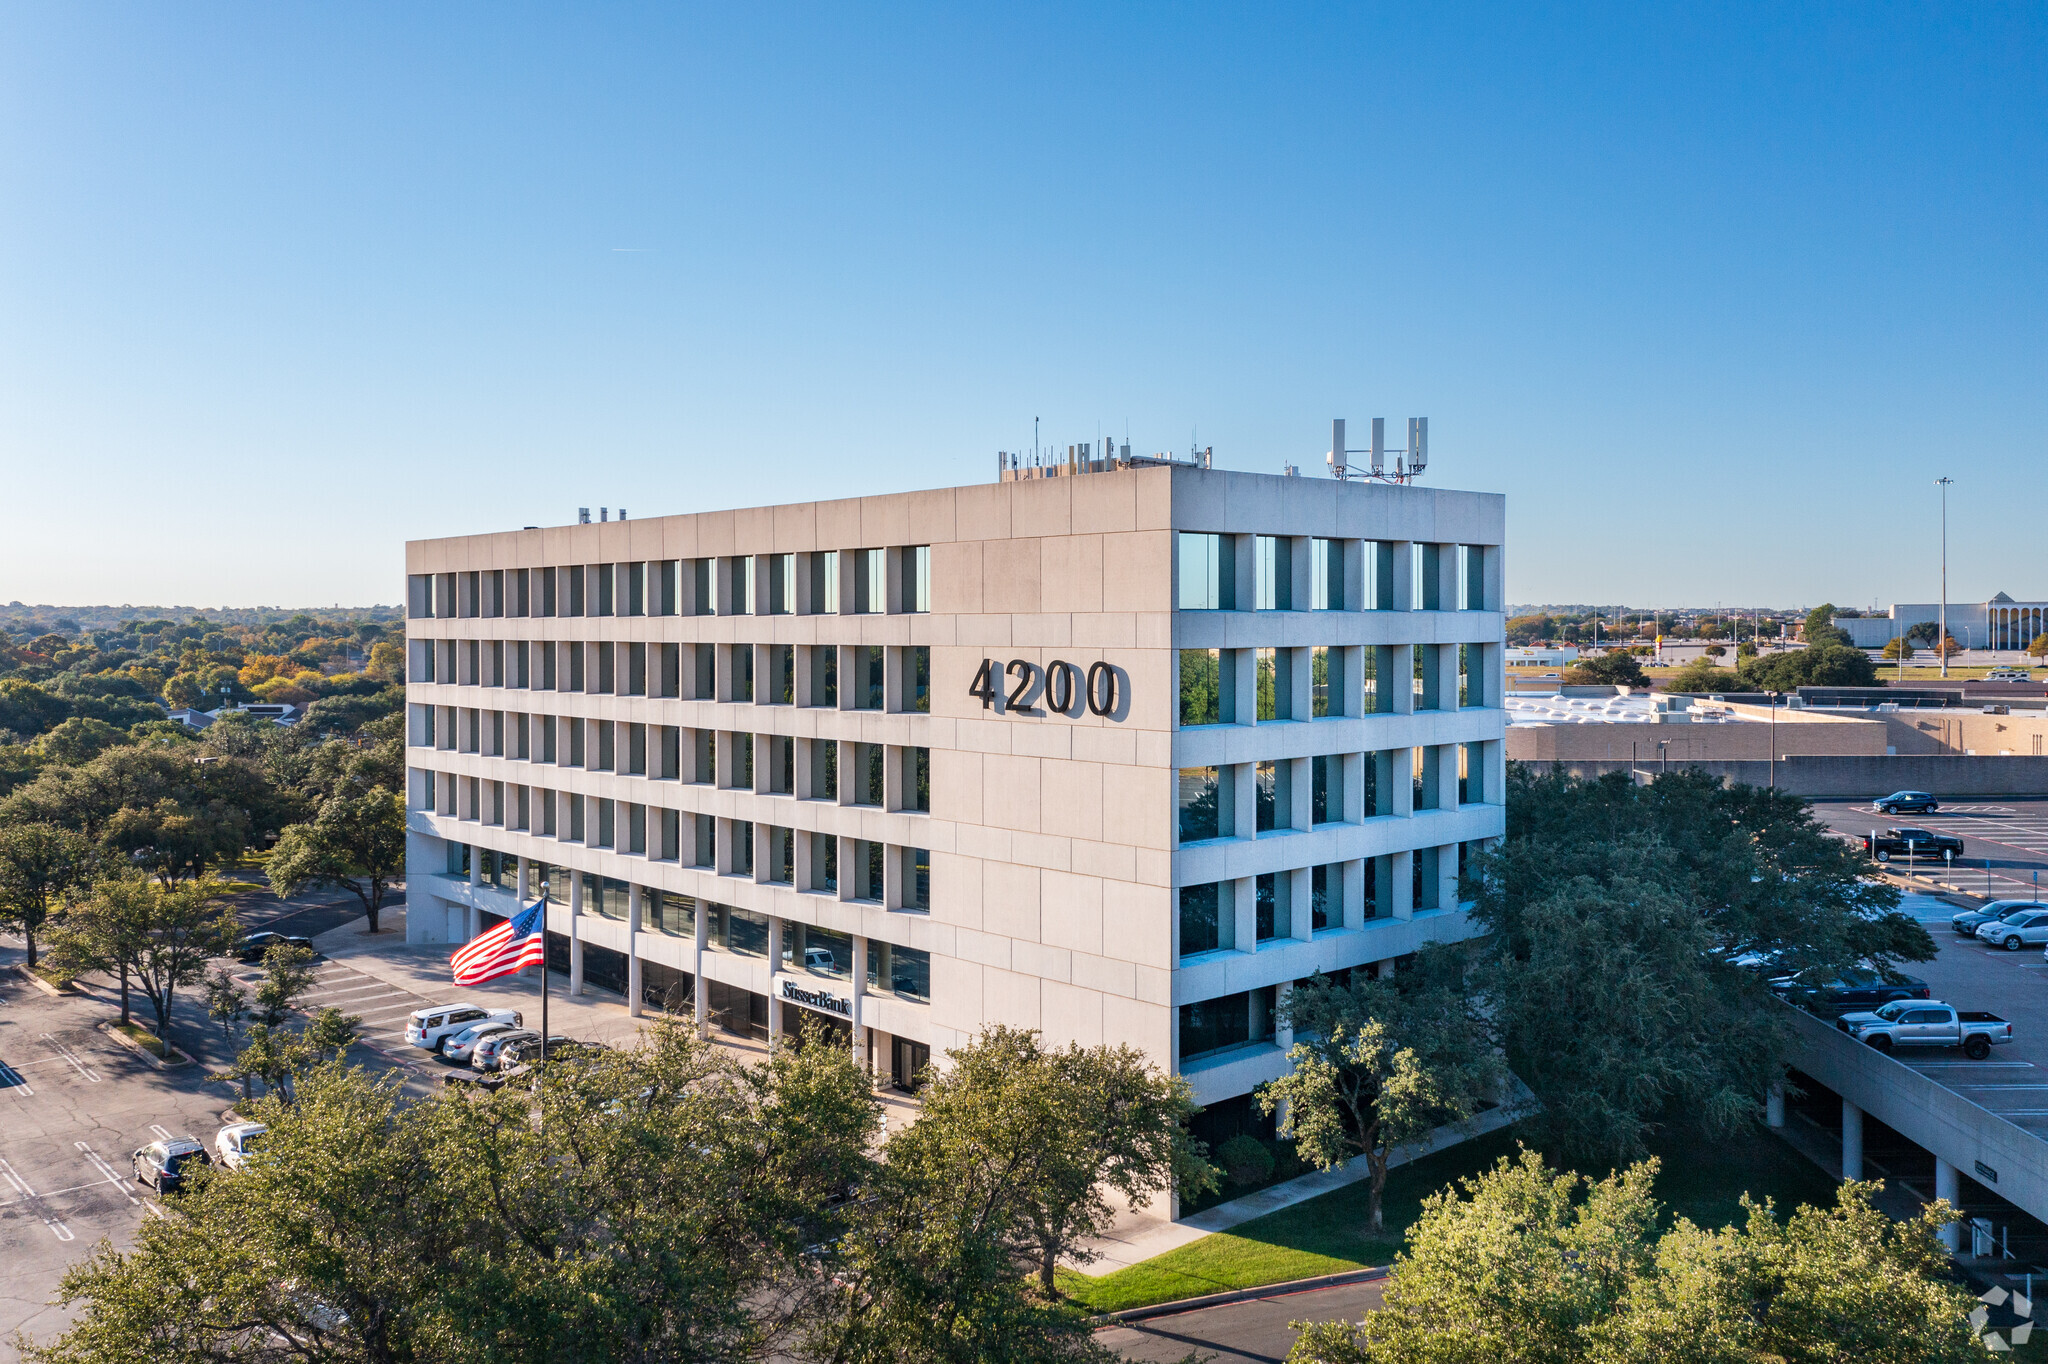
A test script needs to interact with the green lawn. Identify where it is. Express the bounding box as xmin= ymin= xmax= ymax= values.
xmin=1060 ymin=1122 xmax=1844 ymax=1314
